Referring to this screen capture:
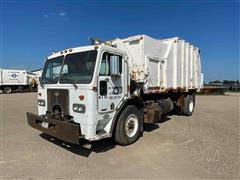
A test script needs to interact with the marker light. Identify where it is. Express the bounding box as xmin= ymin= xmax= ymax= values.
xmin=79 ymin=95 xmax=84 ymax=101
xmin=90 ymin=85 xmax=97 ymax=91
